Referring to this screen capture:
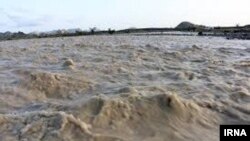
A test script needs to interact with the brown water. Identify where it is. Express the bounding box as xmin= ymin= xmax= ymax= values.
xmin=0 ymin=35 xmax=250 ymax=141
